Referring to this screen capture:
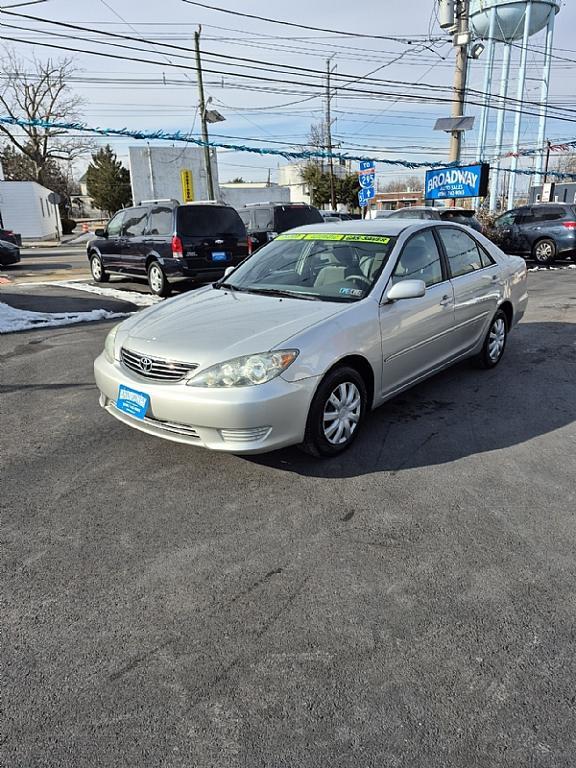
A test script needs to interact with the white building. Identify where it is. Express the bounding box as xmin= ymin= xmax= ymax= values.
xmin=219 ymin=181 xmax=290 ymax=208
xmin=129 ymin=146 xmax=219 ymax=204
xmin=0 ymin=180 xmax=62 ymax=241
xmin=277 ymin=161 xmax=353 ymax=205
